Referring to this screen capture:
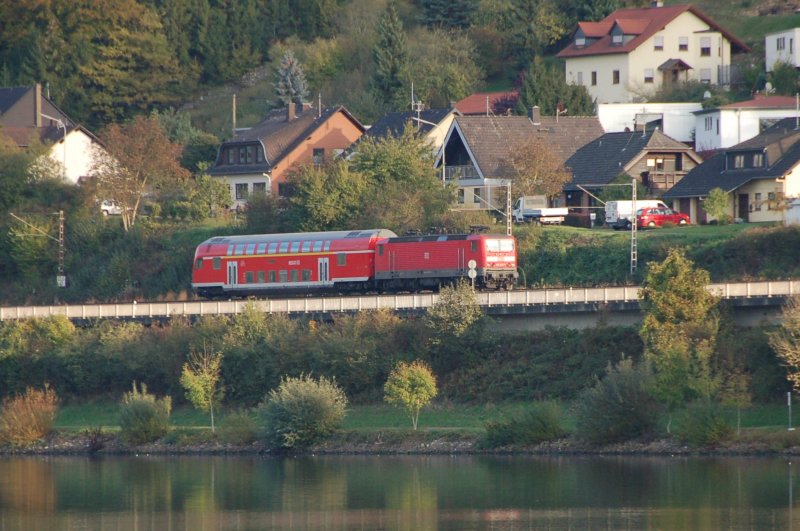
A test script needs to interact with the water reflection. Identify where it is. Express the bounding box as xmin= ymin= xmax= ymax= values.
xmin=0 ymin=455 xmax=797 ymax=530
